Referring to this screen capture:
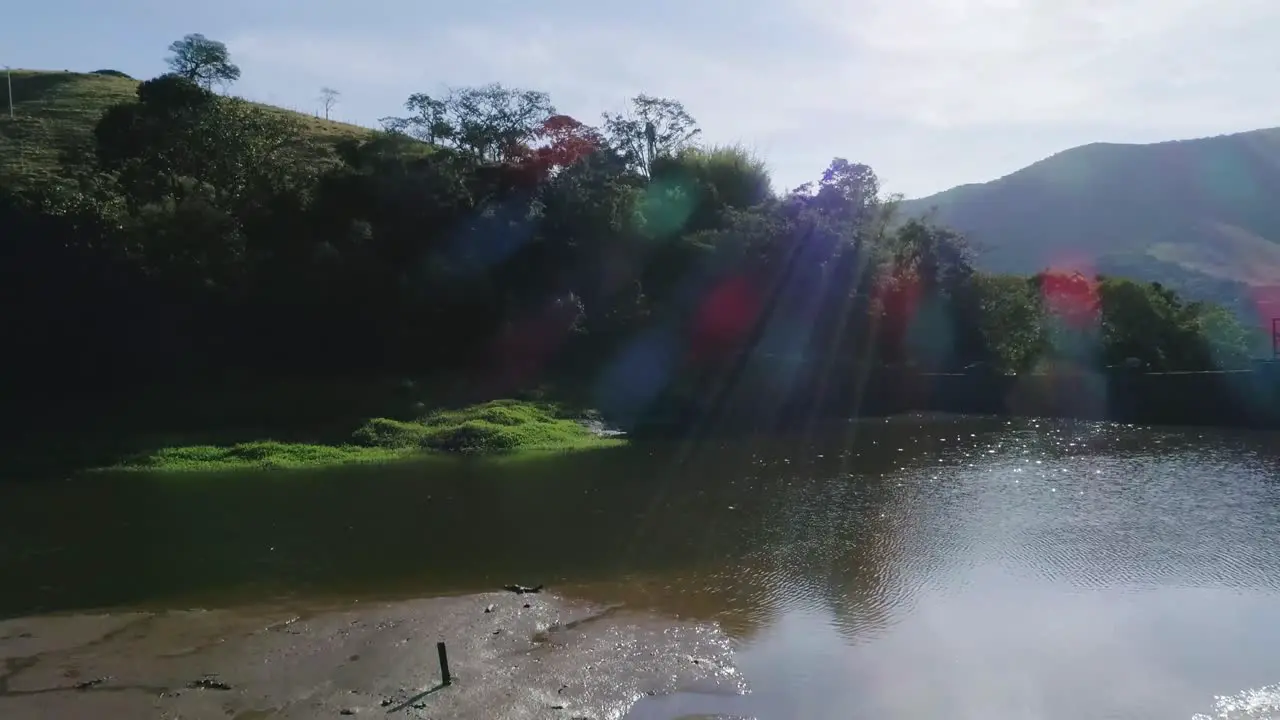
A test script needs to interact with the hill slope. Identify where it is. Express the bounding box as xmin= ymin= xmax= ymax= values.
xmin=900 ymin=129 xmax=1280 ymax=293
xmin=0 ymin=69 xmax=375 ymax=188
